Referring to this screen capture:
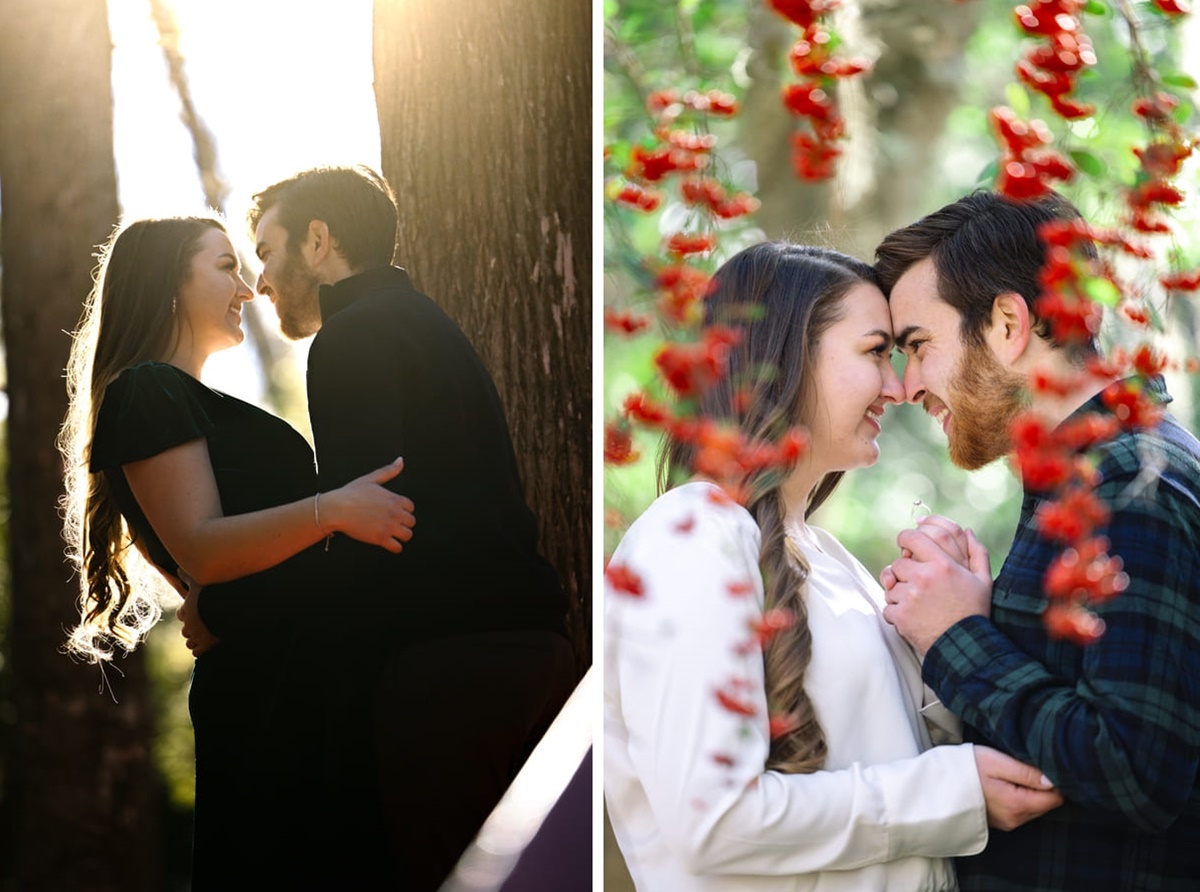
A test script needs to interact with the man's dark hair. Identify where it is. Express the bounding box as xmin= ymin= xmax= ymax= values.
xmin=874 ymin=189 xmax=1099 ymax=354
xmin=249 ymin=165 xmax=398 ymax=270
